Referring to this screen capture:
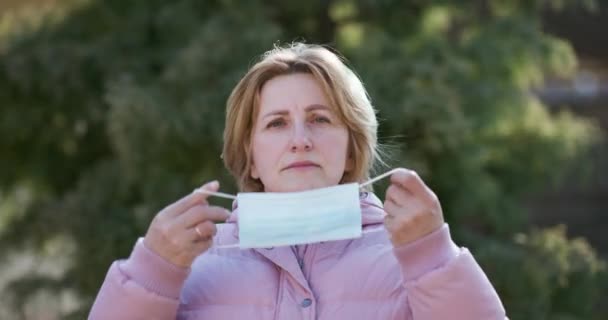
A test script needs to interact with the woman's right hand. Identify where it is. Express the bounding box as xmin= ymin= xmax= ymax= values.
xmin=143 ymin=181 xmax=230 ymax=268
